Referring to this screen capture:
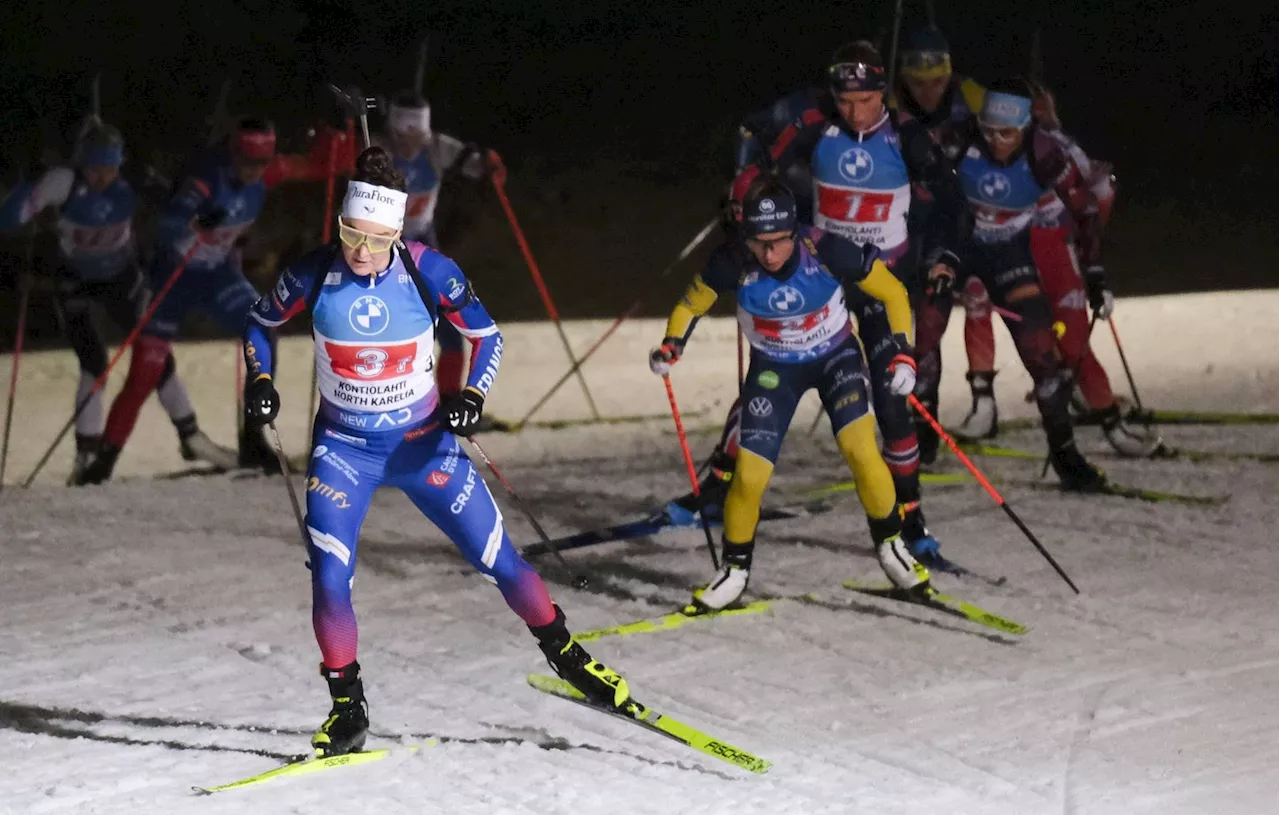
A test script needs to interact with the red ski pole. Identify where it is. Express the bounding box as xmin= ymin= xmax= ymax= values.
xmin=516 ymin=216 xmax=719 ymax=427
xmin=909 ymin=394 xmax=1079 ymax=594
xmin=23 ymin=240 xmax=201 ymax=487
xmin=487 ymin=150 xmax=600 ymax=420
xmin=663 ymin=373 xmax=719 ymax=570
